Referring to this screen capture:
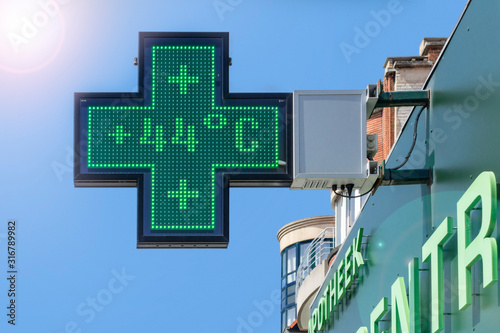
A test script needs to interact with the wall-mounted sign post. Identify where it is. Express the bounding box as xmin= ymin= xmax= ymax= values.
xmin=75 ymin=32 xmax=292 ymax=248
